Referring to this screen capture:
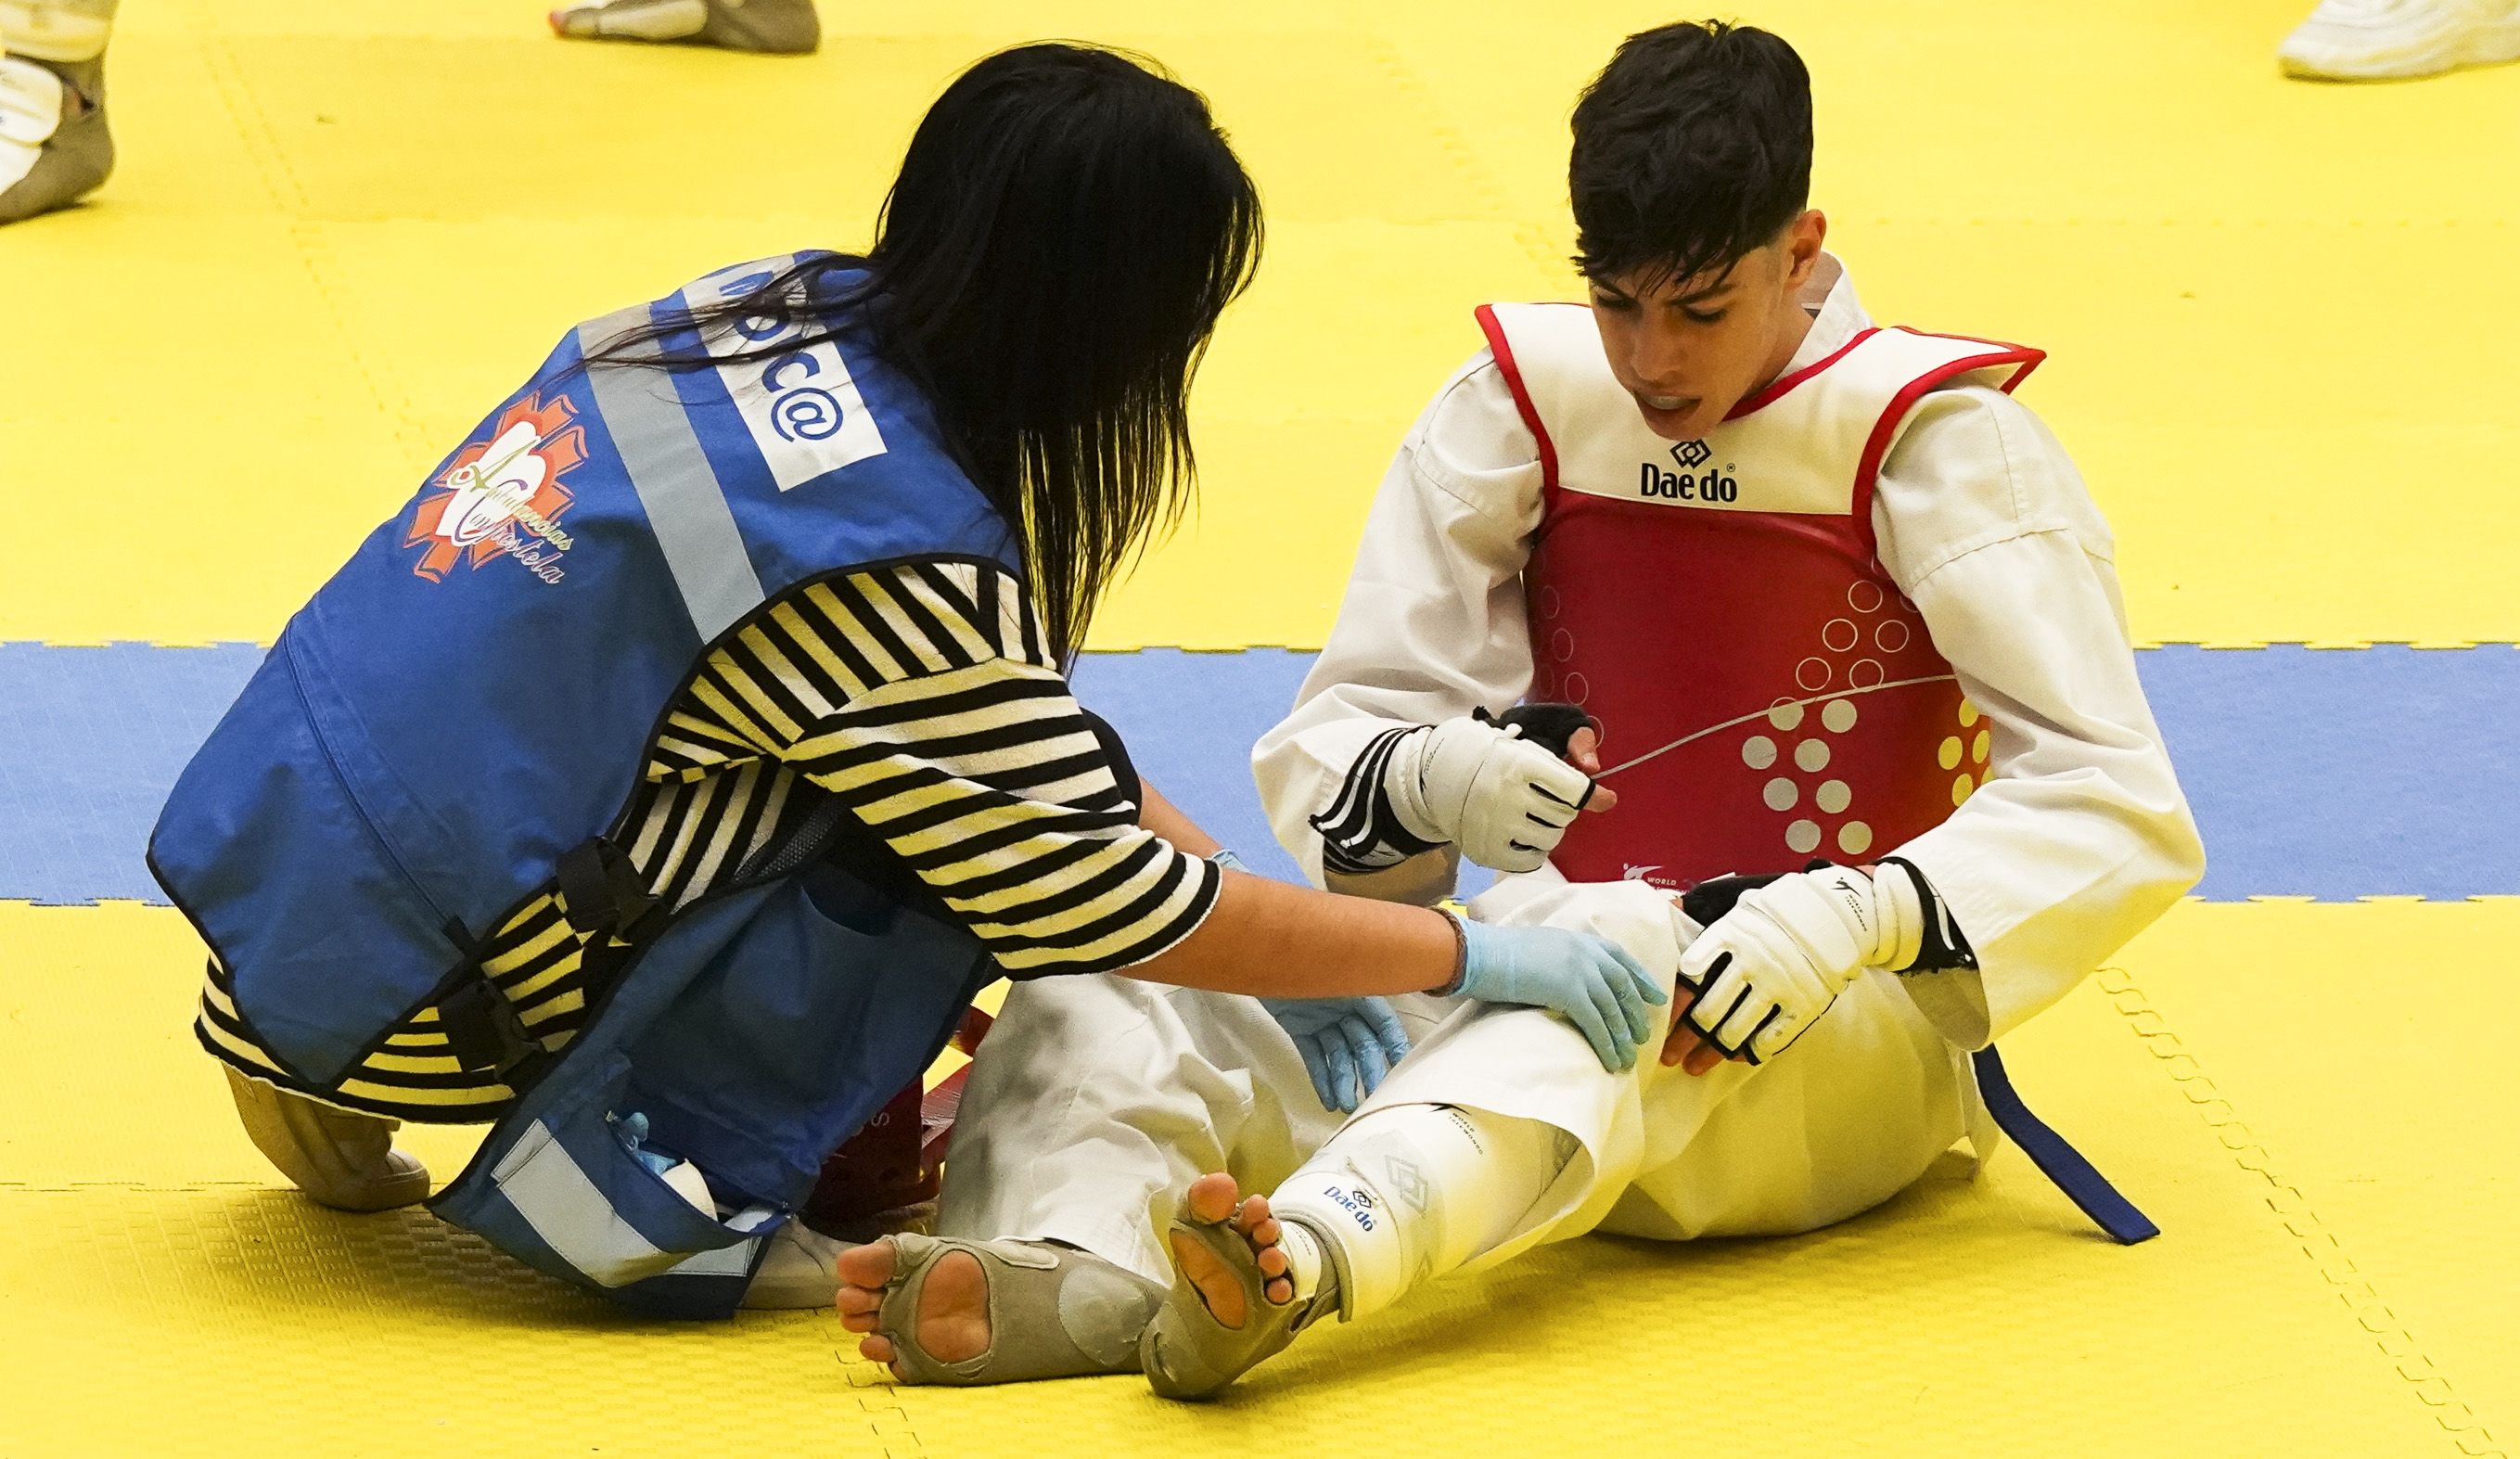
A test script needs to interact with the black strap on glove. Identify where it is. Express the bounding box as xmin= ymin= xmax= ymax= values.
xmin=1680 ymin=860 xmax=1977 ymax=976
xmin=1477 ymin=702 xmax=1596 ymax=761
